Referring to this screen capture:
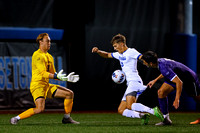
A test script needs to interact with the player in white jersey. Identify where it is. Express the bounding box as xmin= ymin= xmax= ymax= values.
xmin=111 ymin=48 xmax=143 ymax=83
xmin=92 ymin=34 xmax=164 ymax=125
